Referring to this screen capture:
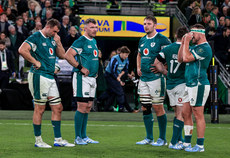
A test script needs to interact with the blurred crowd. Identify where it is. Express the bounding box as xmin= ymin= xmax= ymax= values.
xmin=178 ymin=0 xmax=230 ymax=66
xmin=0 ymin=0 xmax=82 ymax=75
